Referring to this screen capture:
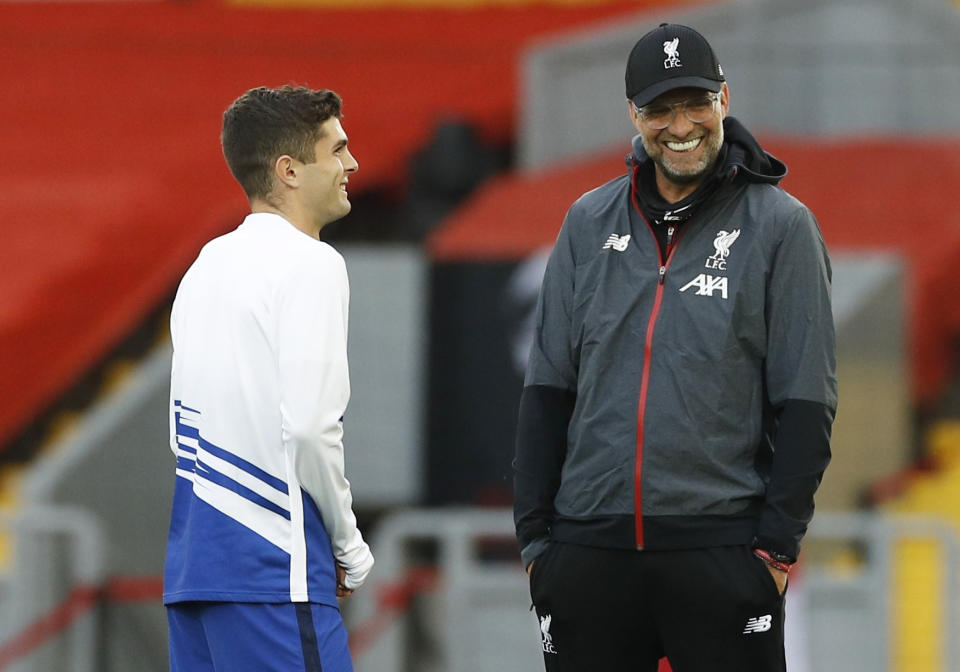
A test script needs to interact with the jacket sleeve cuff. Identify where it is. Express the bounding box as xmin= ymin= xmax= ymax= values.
xmin=339 ymin=539 xmax=375 ymax=590
xmin=520 ymin=538 xmax=551 ymax=570
xmin=752 ymin=536 xmax=797 ymax=564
